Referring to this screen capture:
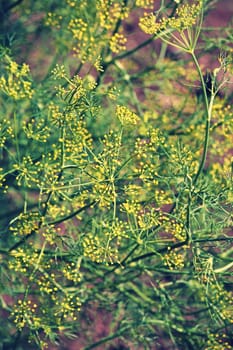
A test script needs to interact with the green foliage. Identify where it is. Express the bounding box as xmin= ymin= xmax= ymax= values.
xmin=0 ymin=0 xmax=233 ymax=349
